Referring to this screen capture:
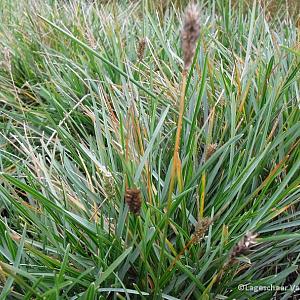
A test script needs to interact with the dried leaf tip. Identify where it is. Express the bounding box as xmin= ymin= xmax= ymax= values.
xmin=181 ymin=3 xmax=200 ymax=71
xmin=125 ymin=188 xmax=142 ymax=215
